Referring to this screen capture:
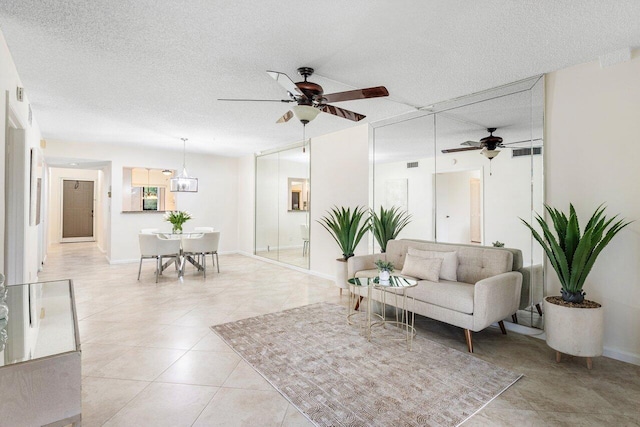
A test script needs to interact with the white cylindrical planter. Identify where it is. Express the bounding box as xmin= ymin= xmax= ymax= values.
xmin=545 ymin=296 xmax=603 ymax=368
xmin=335 ymin=259 xmax=349 ymax=290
